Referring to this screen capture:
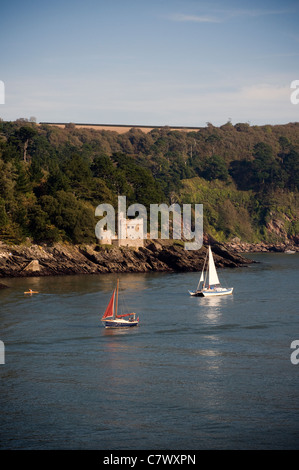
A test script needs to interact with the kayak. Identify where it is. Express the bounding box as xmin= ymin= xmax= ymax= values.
xmin=24 ymin=291 xmax=39 ymax=294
